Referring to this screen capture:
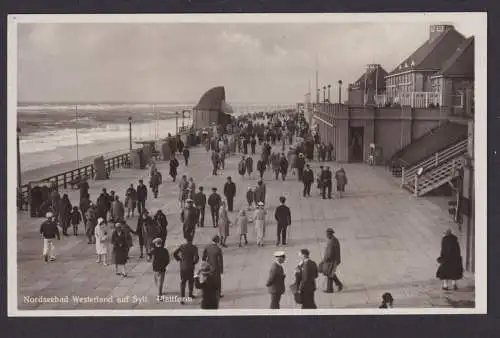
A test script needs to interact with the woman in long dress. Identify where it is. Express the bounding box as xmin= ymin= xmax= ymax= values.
xmin=94 ymin=217 xmax=110 ymax=266
xmin=218 ymin=201 xmax=230 ymax=248
xmin=235 ymin=208 xmax=249 ymax=247
xmin=436 ymin=229 xmax=463 ymax=290
xmin=254 ymin=202 xmax=267 ymax=247
xmin=111 ymin=224 xmax=129 ymax=276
